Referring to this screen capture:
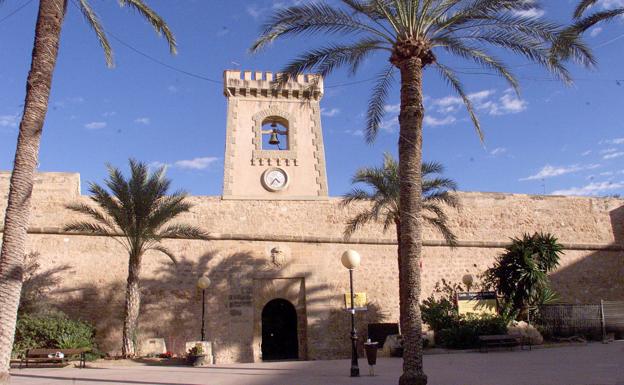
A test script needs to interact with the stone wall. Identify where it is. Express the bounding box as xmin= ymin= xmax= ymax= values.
xmin=0 ymin=171 xmax=622 ymax=362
